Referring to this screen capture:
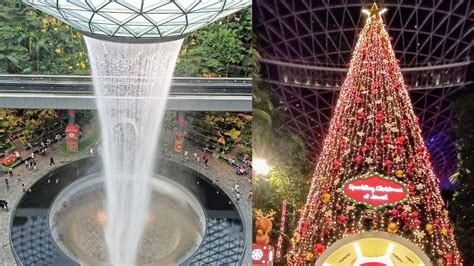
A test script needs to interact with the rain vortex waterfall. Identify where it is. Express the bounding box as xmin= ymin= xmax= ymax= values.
xmin=85 ymin=37 xmax=183 ymax=265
